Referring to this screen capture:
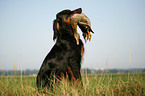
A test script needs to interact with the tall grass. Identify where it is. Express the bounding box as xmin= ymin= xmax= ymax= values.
xmin=0 ymin=73 xmax=145 ymax=96
xmin=0 ymin=49 xmax=144 ymax=95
